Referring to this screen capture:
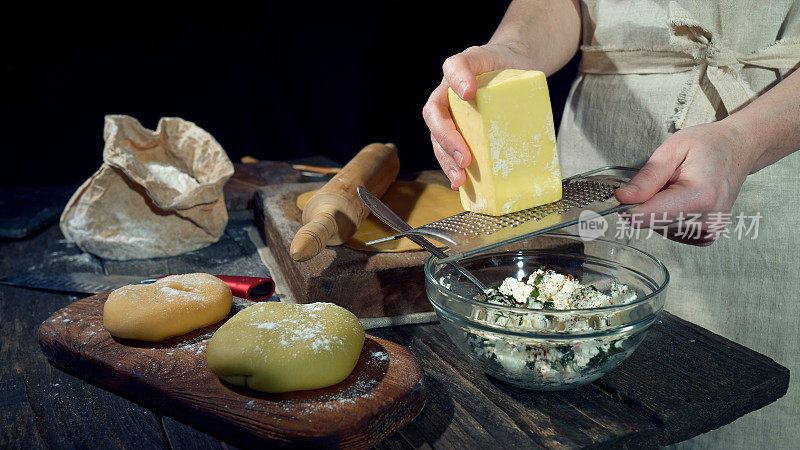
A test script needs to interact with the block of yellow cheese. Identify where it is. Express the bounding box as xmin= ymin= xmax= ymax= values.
xmin=448 ymin=69 xmax=562 ymax=216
